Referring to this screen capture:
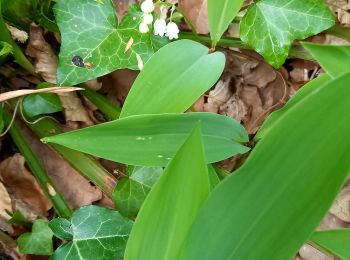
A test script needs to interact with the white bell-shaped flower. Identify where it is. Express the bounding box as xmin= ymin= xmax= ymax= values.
xmin=141 ymin=0 xmax=154 ymax=13
xmin=154 ymin=19 xmax=167 ymax=37
xmin=166 ymin=22 xmax=179 ymax=40
xmin=139 ymin=22 xmax=149 ymax=33
xmin=143 ymin=13 xmax=153 ymax=25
